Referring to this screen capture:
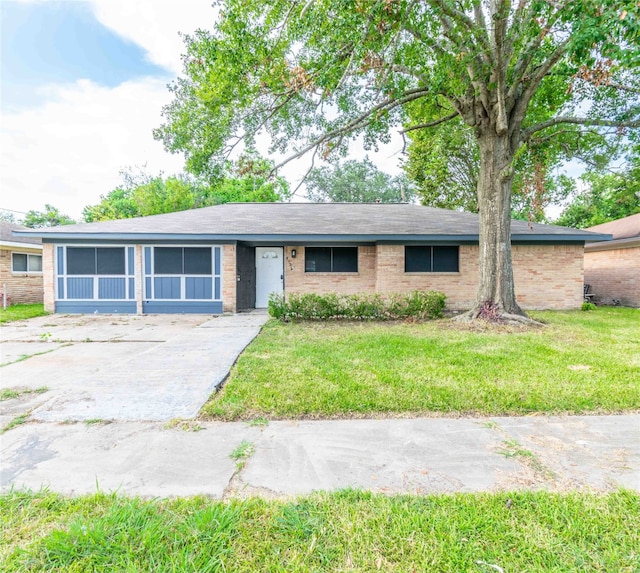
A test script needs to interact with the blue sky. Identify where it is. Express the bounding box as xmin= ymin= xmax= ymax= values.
xmin=1 ymin=1 xmax=169 ymax=111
